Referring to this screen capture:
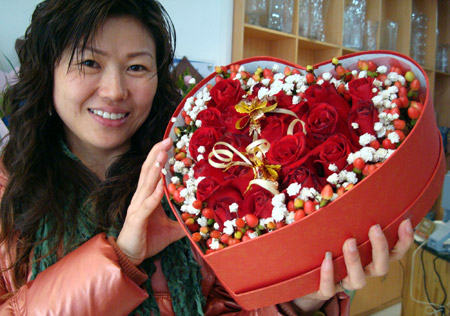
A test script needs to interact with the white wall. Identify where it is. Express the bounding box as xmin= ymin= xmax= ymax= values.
xmin=0 ymin=0 xmax=41 ymax=71
xmin=0 ymin=0 xmax=233 ymax=71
